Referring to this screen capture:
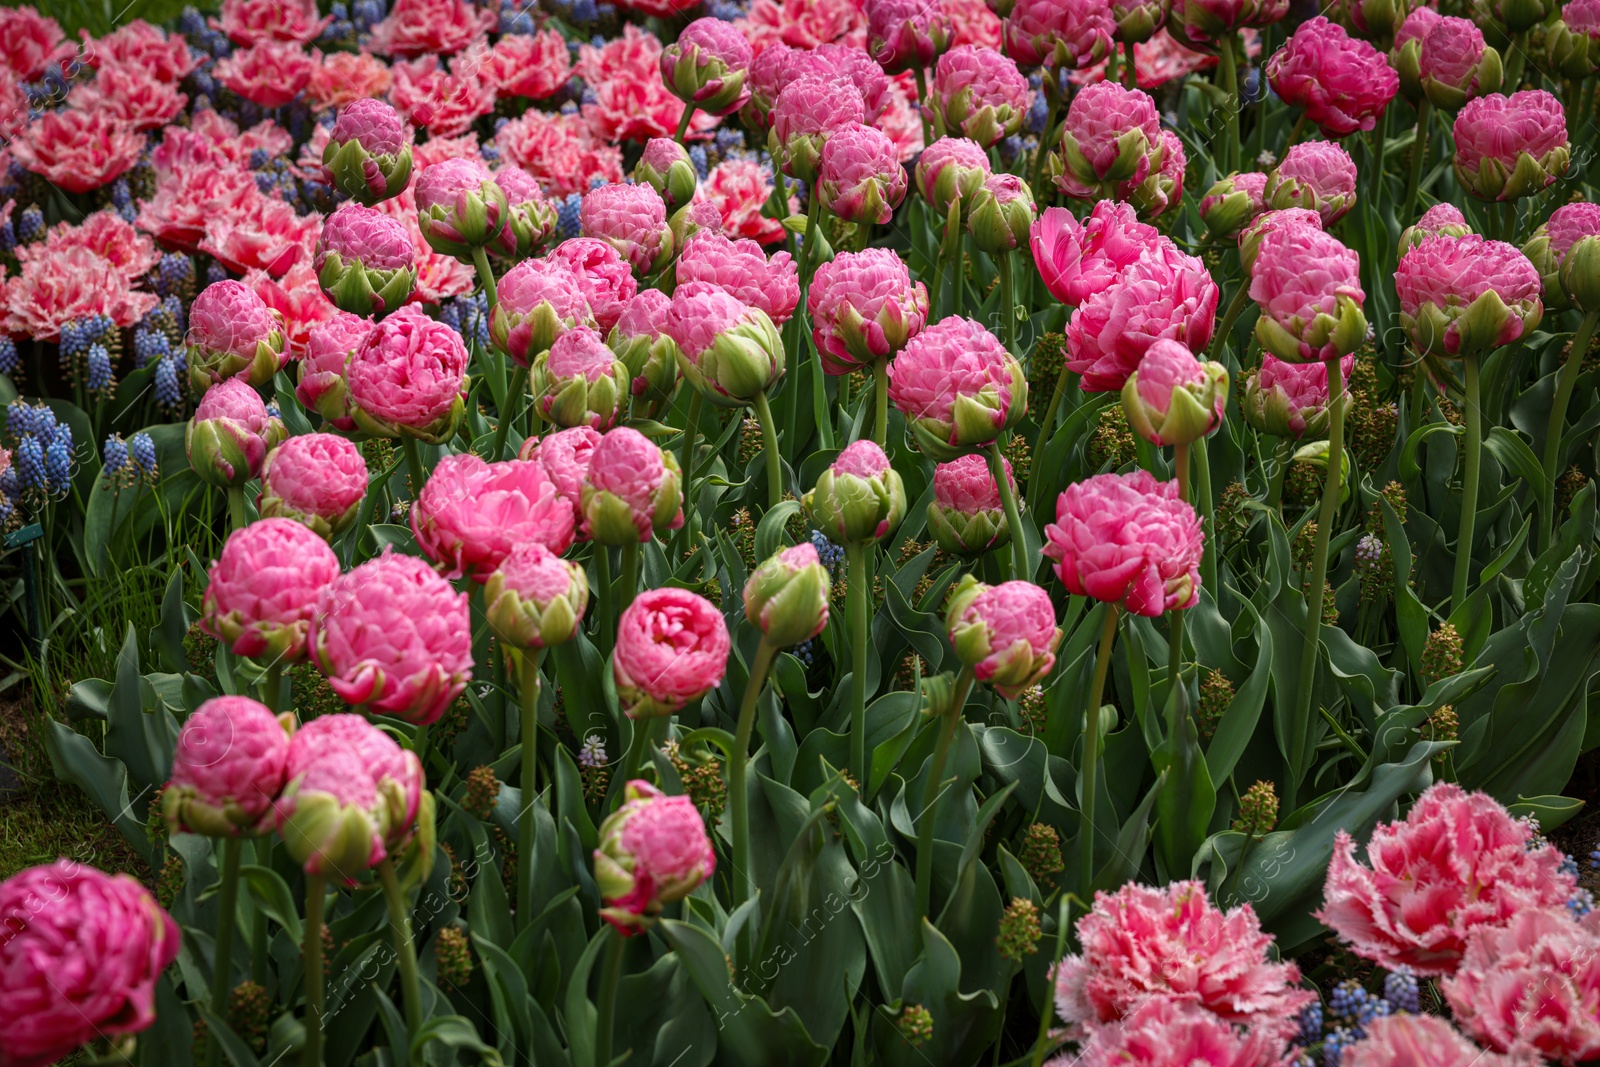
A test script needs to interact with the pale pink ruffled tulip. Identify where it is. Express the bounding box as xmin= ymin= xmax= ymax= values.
xmin=551 ymin=237 xmax=640 ymax=333
xmin=411 ymin=453 xmax=576 ymax=579
xmin=1043 ymin=469 xmax=1203 ymax=615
